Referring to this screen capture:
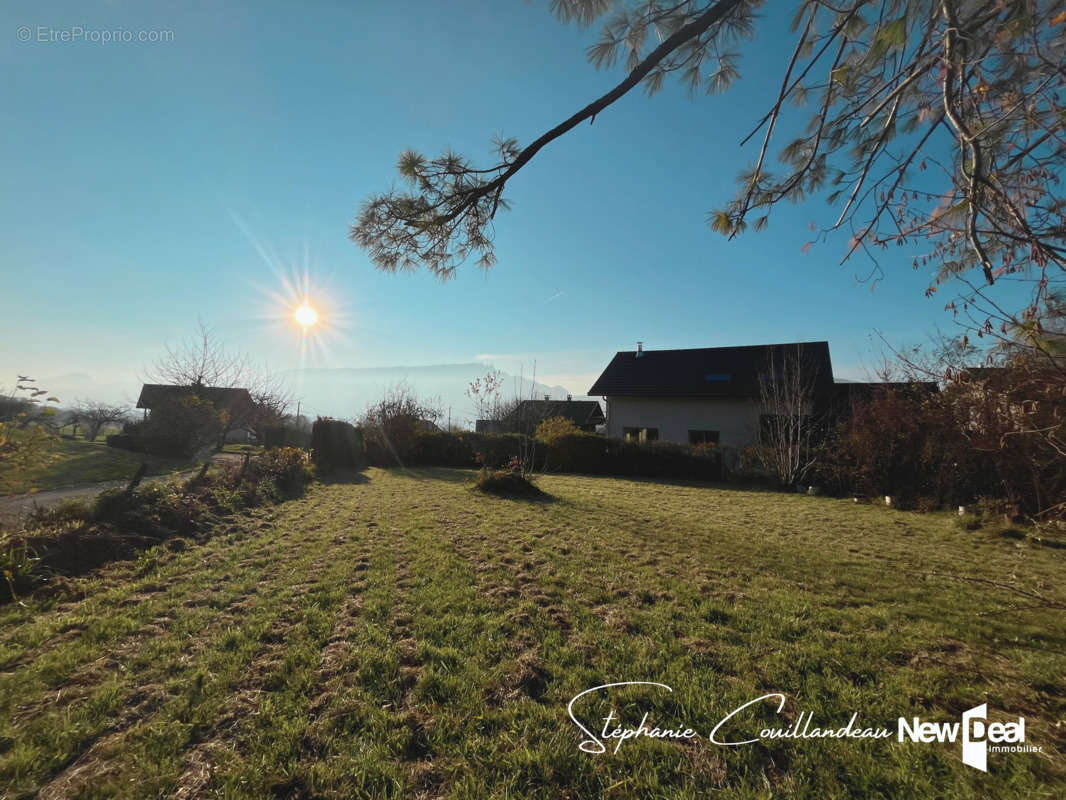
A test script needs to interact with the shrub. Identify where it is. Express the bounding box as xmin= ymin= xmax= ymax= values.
xmin=400 ymin=430 xmax=723 ymax=481
xmin=473 ymin=467 xmax=548 ymax=498
xmin=253 ymin=447 xmax=315 ymax=496
xmin=310 ymin=418 xmax=365 ymax=471
xmin=810 ymin=384 xmax=999 ymax=508
xmin=138 ymin=395 xmax=222 ymax=457
xmin=534 ymin=416 xmax=581 ymax=443
xmin=1 ymin=532 xmax=38 ymax=603
xmin=3 ymin=448 xmax=319 ymax=604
